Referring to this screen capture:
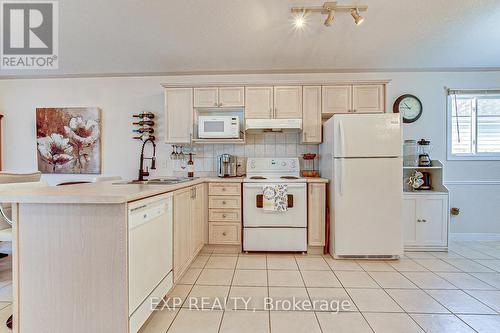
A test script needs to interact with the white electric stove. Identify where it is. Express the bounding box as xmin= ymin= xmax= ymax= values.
xmin=243 ymin=158 xmax=307 ymax=252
